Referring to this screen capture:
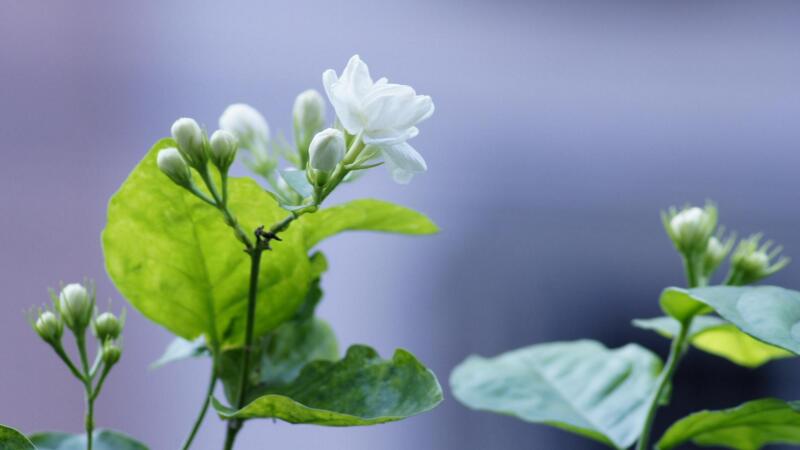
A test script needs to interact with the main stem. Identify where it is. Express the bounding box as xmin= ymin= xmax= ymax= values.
xmin=223 ymin=248 xmax=264 ymax=450
xmin=636 ymin=252 xmax=702 ymax=450
xmin=76 ymin=334 xmax=94 ymax=450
